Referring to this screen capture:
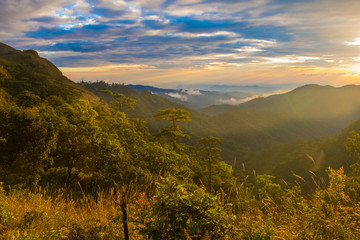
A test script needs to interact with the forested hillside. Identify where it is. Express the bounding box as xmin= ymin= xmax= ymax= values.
xmin=1 ymin=43 xmax=360 ymax=239
xmin=81 ymin=80 xmax=360 ymax=179
xmin=1 ymin=42 xmax=234 ymax=192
